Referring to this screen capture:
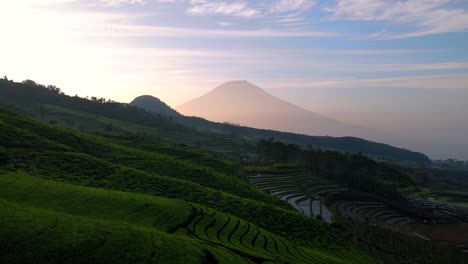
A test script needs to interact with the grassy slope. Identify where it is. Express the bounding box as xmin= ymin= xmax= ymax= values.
xmin=0 ymin=172 xmax=191 ymax=232
xmin=0 ymin=108 xmax=284 ymax=208
xmin=0 ymin=171 xmax=379 ymax=264
xmin=0 ymin=172 xmax=254 ymax=264
xmin=0 ymin=107 xmax=380 ymax=262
